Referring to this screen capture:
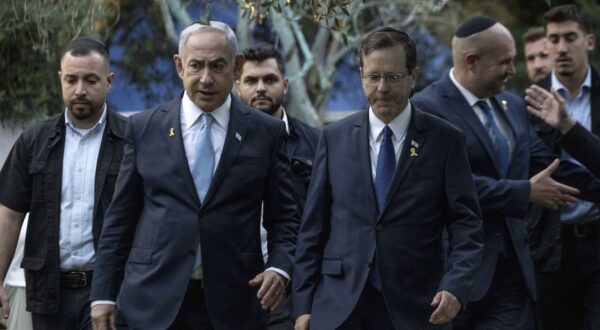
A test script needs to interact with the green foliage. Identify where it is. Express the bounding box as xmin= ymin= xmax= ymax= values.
xmin=0 ymin=0 xmax=110 ymax=123
xmin=238 ymin=0 xmax=353 ymax=42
